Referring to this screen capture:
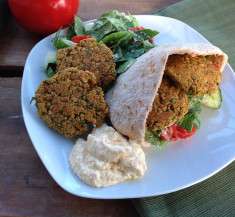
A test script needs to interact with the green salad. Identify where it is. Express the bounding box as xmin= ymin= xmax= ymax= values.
xmin=46 ymin=10 xmax=159 ymax=77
